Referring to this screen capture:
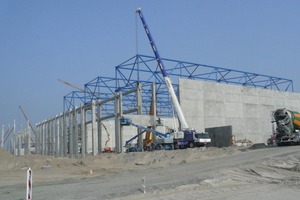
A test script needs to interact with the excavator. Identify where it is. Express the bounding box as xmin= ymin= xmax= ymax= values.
xmin=272 ymin=108 xmax=300 ymax=146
